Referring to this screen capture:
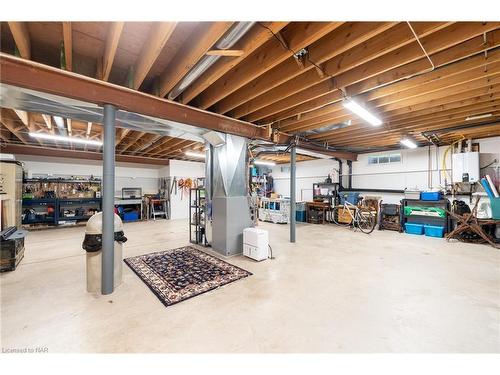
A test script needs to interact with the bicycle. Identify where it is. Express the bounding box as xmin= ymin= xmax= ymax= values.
xmin=332 ymin=201 xmax=377 ymax=234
